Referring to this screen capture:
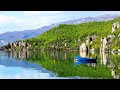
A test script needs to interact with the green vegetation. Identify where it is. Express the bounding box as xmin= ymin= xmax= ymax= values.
xmin=2 ymin=17 xmax=120 ymax=52
xmin=110 ymin=54 xmax=120 ymax=77
xmin=3 ymin=16 xmax=120 ymax=79
xmin=12 ymin=50 xmax=120 ymax=79
xmin=24 ymin=51 xmax=113 ymax=79
xmin=22 ymin=17 xmax=120 ymax=51
xmin=110 ymin=28 xmax=120 ymax=51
